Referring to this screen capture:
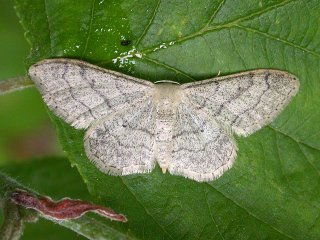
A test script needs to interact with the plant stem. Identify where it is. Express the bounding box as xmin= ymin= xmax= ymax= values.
xmin=0 ymin=76 xmax=34 ymax=96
